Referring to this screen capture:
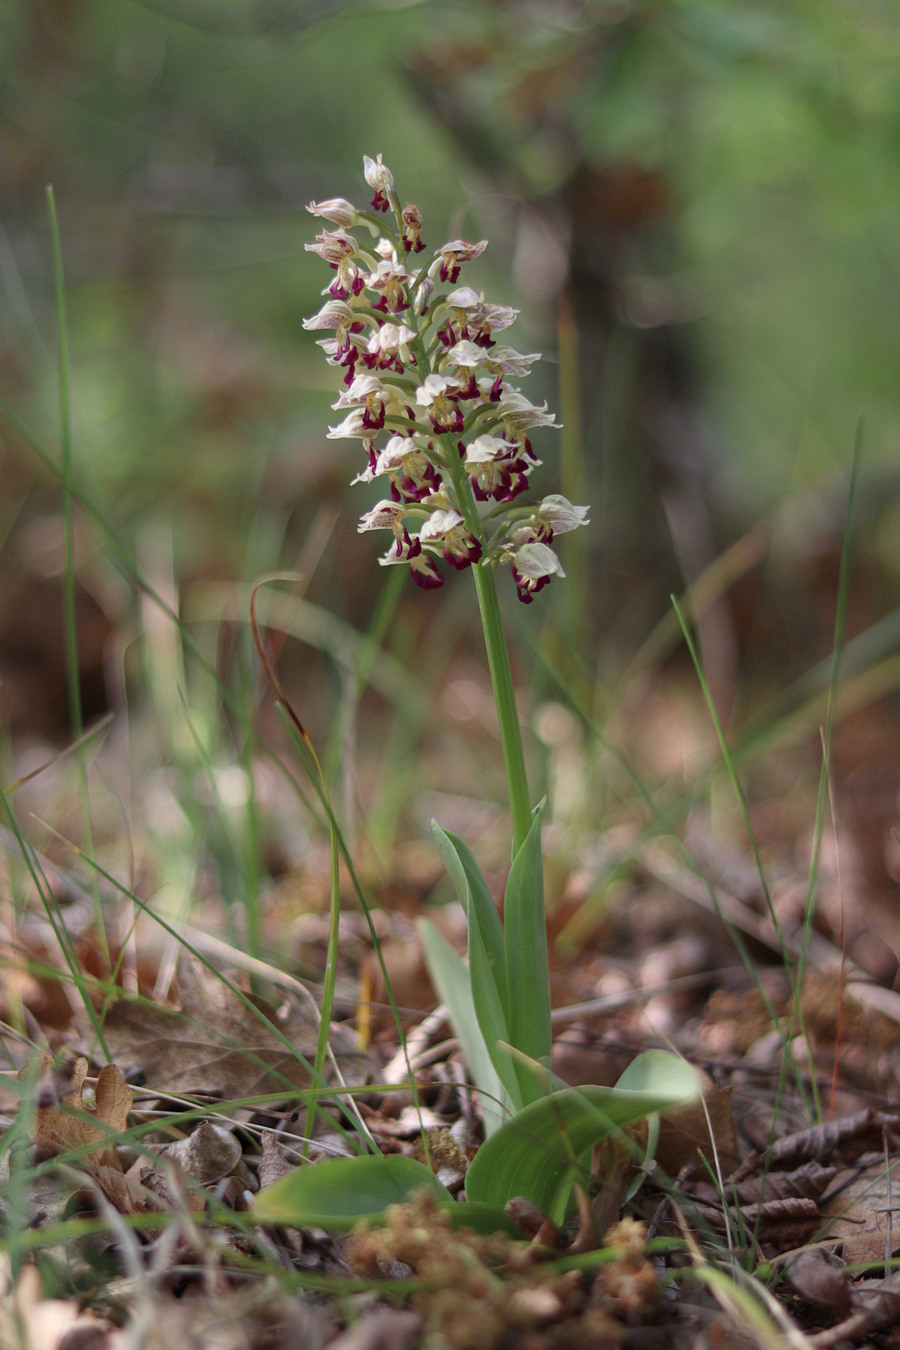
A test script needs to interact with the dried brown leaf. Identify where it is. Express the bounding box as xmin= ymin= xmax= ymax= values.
xmin=656 ymin=1076 xmax=740 ymax=1175
xmin=258 ymin=1131 xmax=292 ymax=1189
xmin=504 ymin=1196 xmax=555 ymax=1241
xmin=691 ymin=1160 xmax=837 ymax=1208
xmin=734 ymin=1108 xmax=900 ymax=1180
xmin=692 ymin=1195 xmax=821 ymax=1237
xmin=18 ymin=1054 xmax=132 ymax=1169
xmin=784 ymin=1248 xmax=851 ymax=1317
xmin=101 ymin=954 xmax=320 ymax=1097
xmin=127 ymin=1154 xmax=205 ymax=1213
xmin=809 ymin=1270 xmax=900 ymax=1348
xmin=85 ymin=1161 xmax=171 ymax=1217
xmin=159 ymin=1121 xmax=241 ymax=1184
xmin=821 ymin=1159 xmax=900 ymax=1264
